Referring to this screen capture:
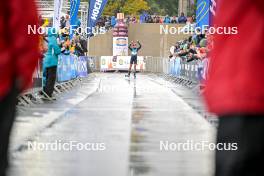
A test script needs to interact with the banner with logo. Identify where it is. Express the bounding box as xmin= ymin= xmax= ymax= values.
xmin=87 ymin=0 xmax=108 ymax=35
xmin=196 ymin=0 xmax=210 ymax=28
xmin=113 ymin=37 xmax=128 ymax=56
xmin=53 ymin=0 xmax=63 ymax=30
xmin=196 ymin=0 xmax=217 ymax=28
xmin=77 ymin=56 xmax=88 ymax=77
xmin=100 ymin=56 xmax=145 ymax=71
xmin=70 ymin=0 xmax=81 ymax=37
xmin=57 ymin=55 xmax=85 ymax=82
